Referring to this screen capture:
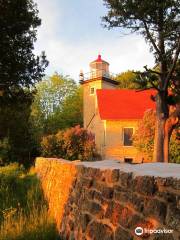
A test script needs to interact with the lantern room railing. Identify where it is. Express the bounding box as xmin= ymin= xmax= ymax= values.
xmin=79 ymin=69 xmax=116 ymax=82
